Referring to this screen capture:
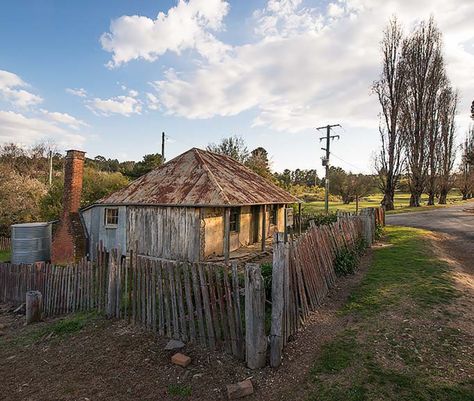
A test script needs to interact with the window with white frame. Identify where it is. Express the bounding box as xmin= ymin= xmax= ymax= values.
xmin=104 ymin=208 xmax=119 ymax=227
